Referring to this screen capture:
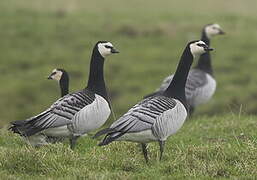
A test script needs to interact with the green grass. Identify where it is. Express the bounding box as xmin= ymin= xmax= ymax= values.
xmin=0 ymin=115 xmax=256 ymax=179
xmin=0 ymin=0 xmax=257 ymax=179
